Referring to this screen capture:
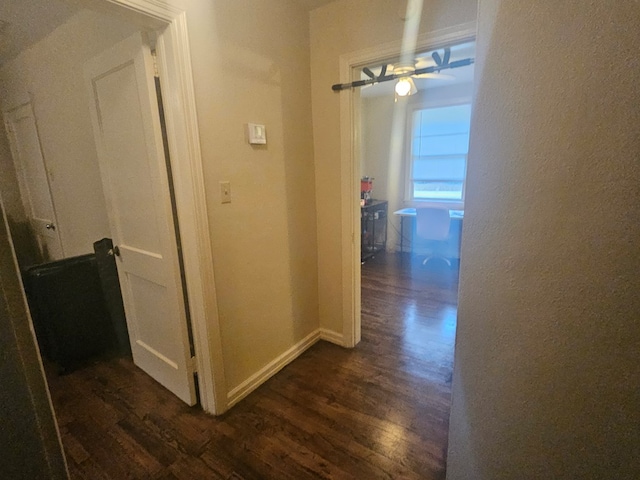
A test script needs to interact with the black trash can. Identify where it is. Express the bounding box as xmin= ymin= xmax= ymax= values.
xmin=22 ymin=254 xmax=117 ymax=372
xmin=93 ymin=238 xmax=131 ymax=357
